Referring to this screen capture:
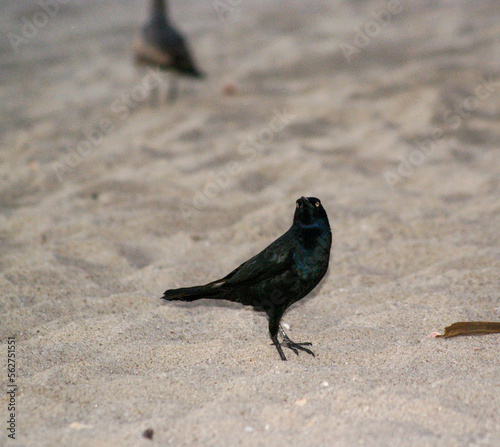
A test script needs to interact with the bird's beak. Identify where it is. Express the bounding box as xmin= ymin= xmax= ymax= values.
xmin=299 ymin=196 xmax=311 ymax=207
